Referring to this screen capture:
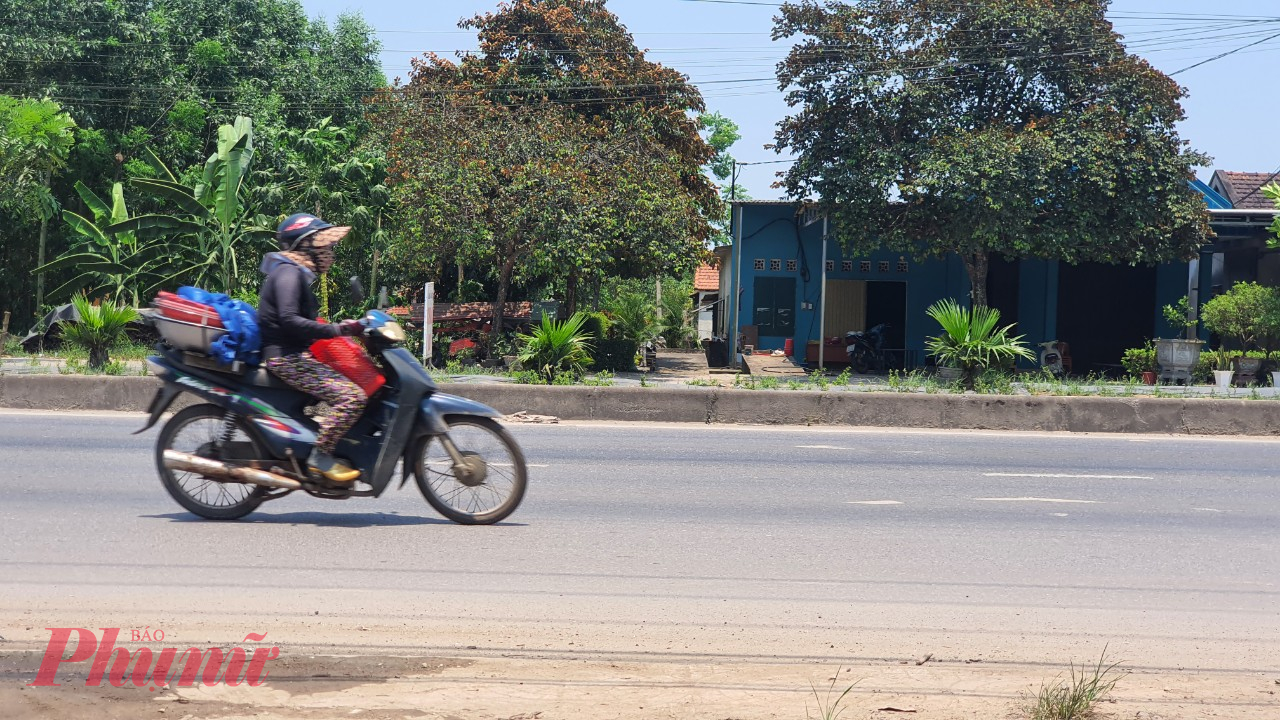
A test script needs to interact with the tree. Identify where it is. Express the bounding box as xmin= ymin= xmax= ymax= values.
xmin=114 ymin=117 xmax=274 ymax=295
xmin=374 ymin=0 xmax=719 ymax=336
xmin=253 ymin=117 xmax=391 ymax=315
xmin=773 ymin=0 xmax=1211 ymax=306
xmin=700 ymin=111 xmax=751 ymax=244
xmin=1 ymin=96 xmax=77 ymax=314
xmin=33 ymin=181 xmax=165 ymax=306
